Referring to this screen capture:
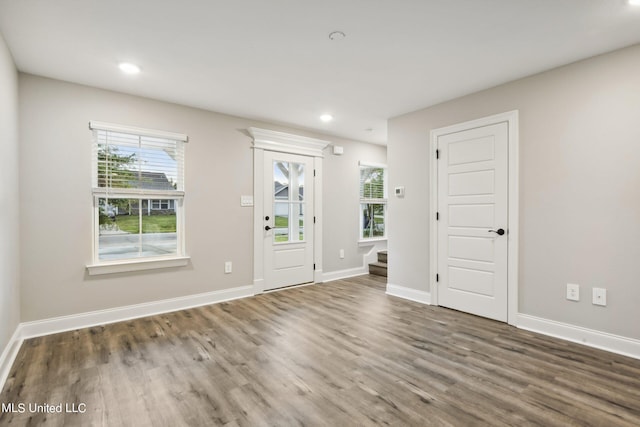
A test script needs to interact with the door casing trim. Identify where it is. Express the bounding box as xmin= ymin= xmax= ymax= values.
xmin=429 ymin=111 xmax=519 ymax=325
xmin=249 ymin=128 xmax=329 ymax=294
